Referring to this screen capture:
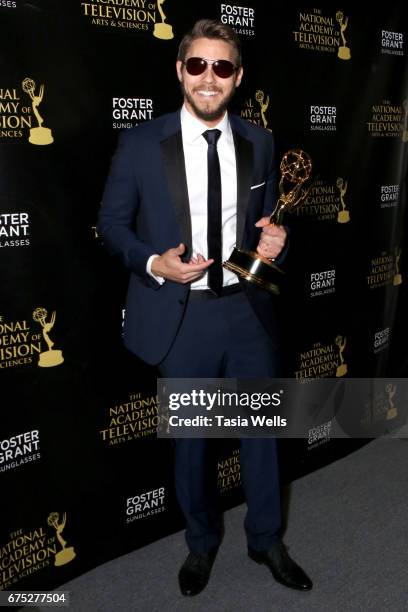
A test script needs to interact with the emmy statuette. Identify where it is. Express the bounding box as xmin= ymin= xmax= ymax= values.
xmin=153 ymin=0 xmax=174 ymax=40
xmin=21 ymin=78 xmax=54 ymax=145
xmin=223 ymin=149 xmax=313 ymax=295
